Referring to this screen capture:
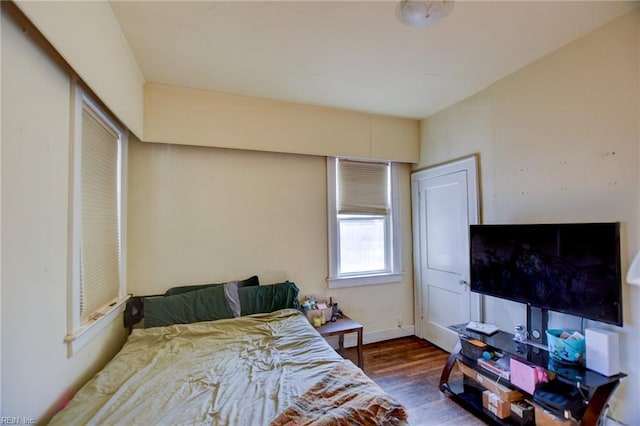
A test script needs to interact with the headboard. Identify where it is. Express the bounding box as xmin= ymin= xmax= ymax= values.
xmin=123 ymin=295 xmax=151 ymax=333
